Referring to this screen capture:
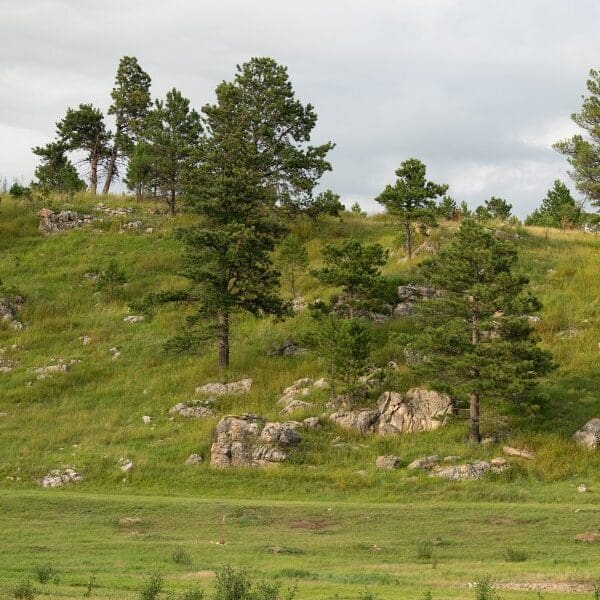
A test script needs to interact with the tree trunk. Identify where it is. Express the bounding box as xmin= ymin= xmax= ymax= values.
xmin=404 ymin=221 xmax=412 ymax=260
xmin=102 ymin=144 xmax=118 ymax=195
xmin=168 ymin=188 xmax=176 ymax=216
xmin=469 ymin=391 xmax=481 ymax=443
xmin=217 ymin=312 xmax=230 ymax=368
xmin=90 ymin=154 xmax=98 ymax=195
